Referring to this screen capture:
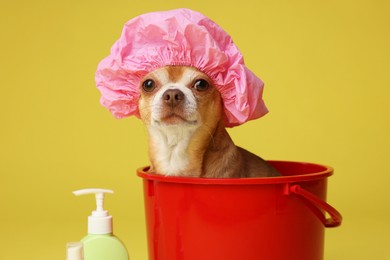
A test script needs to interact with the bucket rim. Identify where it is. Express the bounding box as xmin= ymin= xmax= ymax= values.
xmin=136 ymin=160 xmax=333 ymax=185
